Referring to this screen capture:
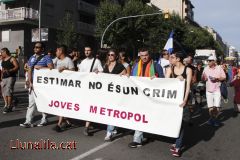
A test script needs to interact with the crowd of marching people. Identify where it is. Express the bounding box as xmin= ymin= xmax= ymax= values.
xmin=1 ymin=42 xmax=240 ymax=157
